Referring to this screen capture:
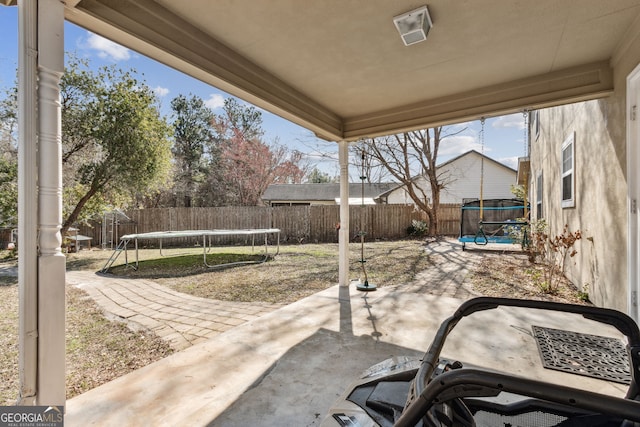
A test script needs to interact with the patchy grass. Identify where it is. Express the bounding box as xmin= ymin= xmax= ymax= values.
xmin=0 ymin=240 xmax=431 ymax=402
xmin=0 ymin=278 xmax=173 ymax=405
xmin=0 ymin=281 xmax=18 ymax=405
xmin=0 ymin=239 xmax=591 ymax=404
xmin=107 ymin=241 xmax=433 ymax=304
xmin=65 ymin=287 xmax=173 ymax=398
xmin=109 ymin=252 xmax=268 ymax=278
